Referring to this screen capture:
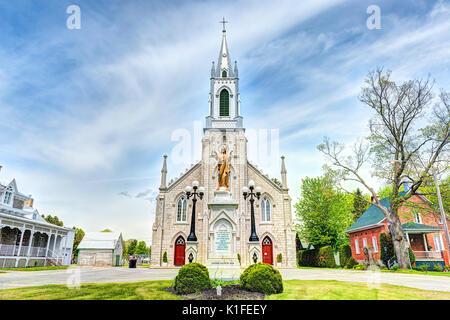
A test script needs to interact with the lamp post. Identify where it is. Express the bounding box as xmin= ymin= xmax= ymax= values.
xmin=242 ymin=180 xmax=261 ymax=242
xmin=185 ymin=181 xmax=205 ymax=242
